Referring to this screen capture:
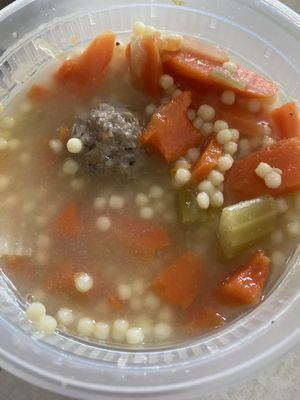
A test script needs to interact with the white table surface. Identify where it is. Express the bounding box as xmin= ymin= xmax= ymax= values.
xmin=1 ymin=0 xmax=299 ymax=399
